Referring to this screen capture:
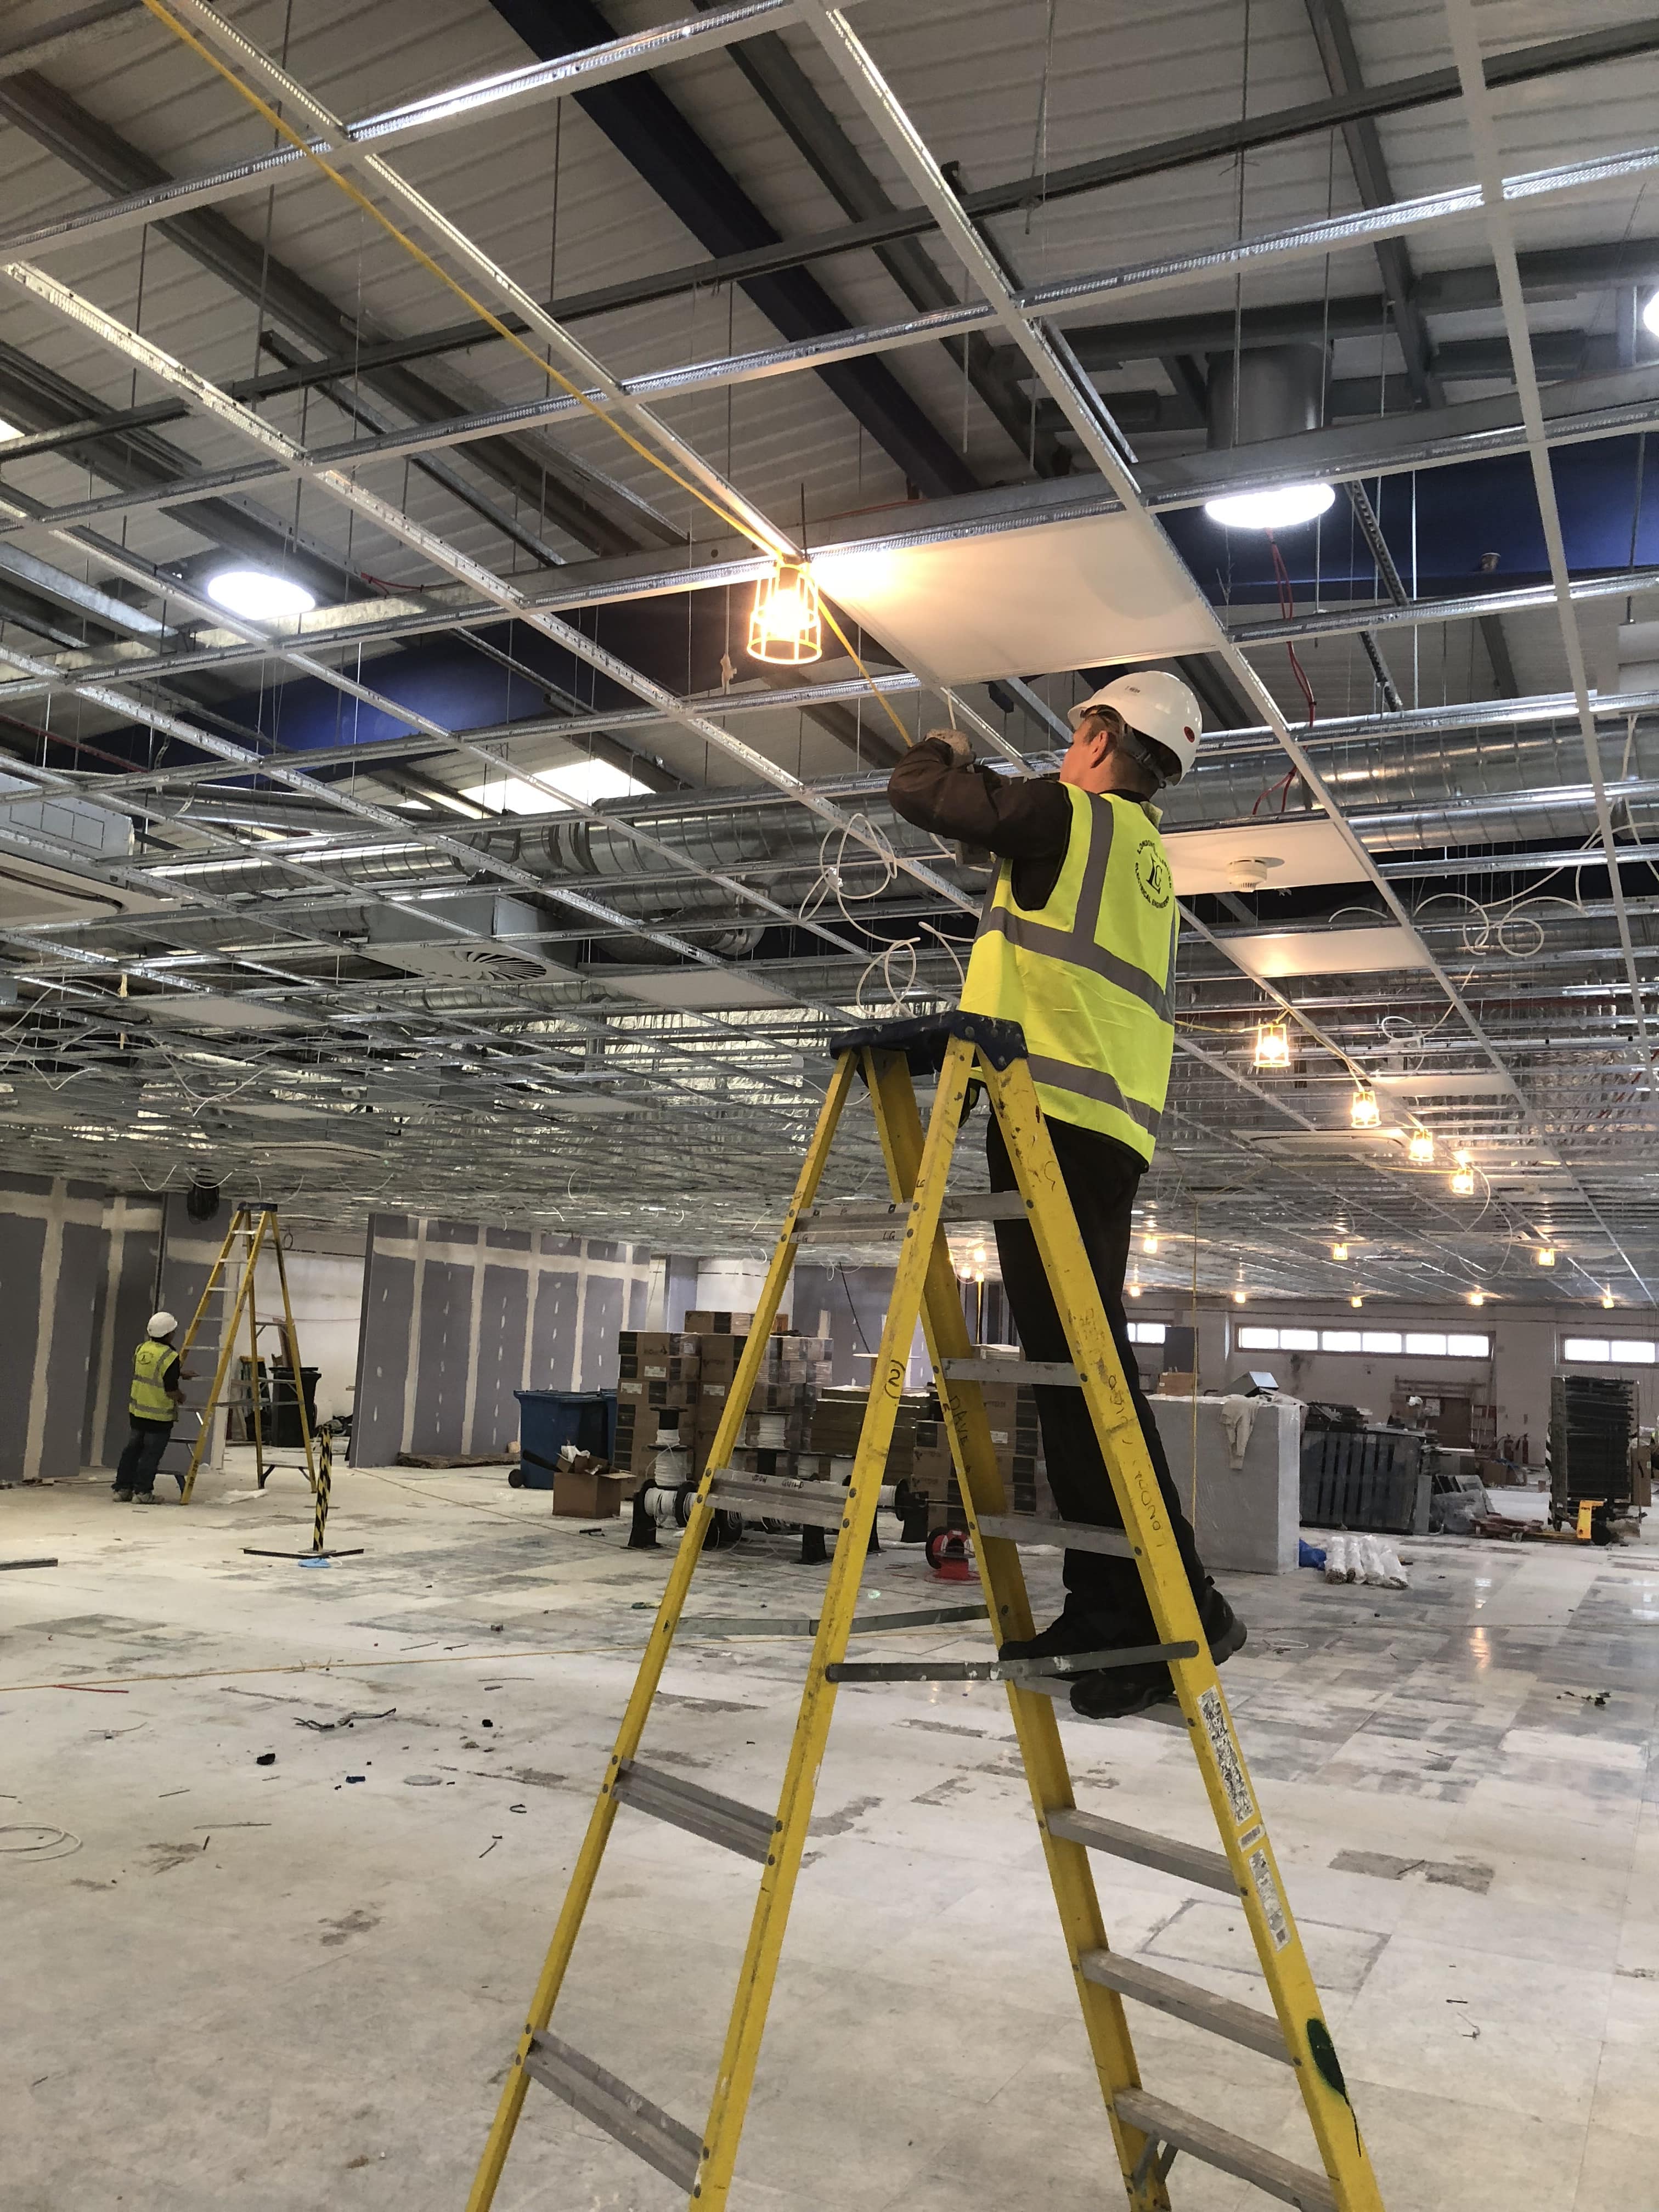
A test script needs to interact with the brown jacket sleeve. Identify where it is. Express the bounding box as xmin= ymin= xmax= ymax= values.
xmin=885 ymin=737 xmax=1072 ymax=860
